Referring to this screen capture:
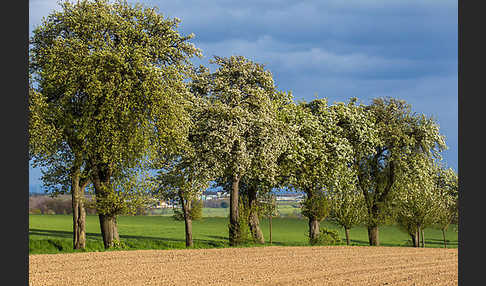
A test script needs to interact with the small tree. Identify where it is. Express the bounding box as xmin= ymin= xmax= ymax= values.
xmin=394 ymin=154 xmax=441 ymax=247
xmin=435 ymin=167 xmax=458 ymax=248
xmin=260 ymin=193 xmax=278 ymax=245
xmin=301 ymin=191 xmax=331 ymax=245
xmin=328 ymin=186 xmax=366 ymax=246
xmin=153 ymin=155 xmax=210 ymax=247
